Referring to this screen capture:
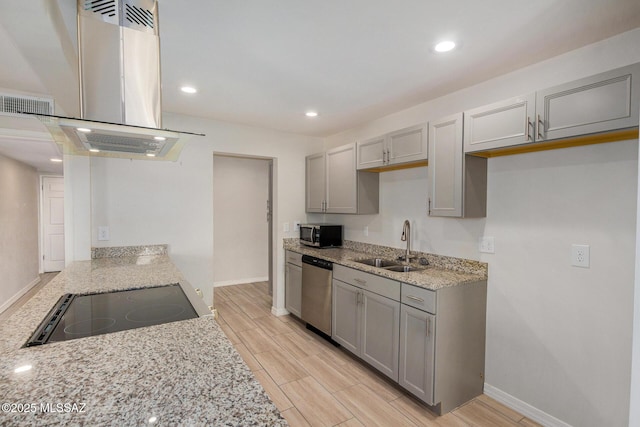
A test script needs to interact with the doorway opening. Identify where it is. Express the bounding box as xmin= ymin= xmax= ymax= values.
xmin=40 ymin=175 xmax=65 ymax=273
xmin=212 ymin=154 xmax=275 ymax=304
